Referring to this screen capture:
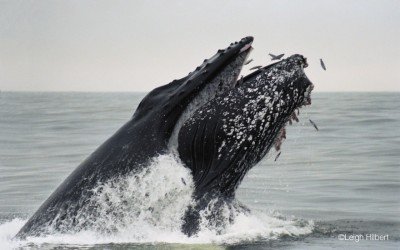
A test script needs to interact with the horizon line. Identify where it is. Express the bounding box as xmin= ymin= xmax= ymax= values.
xmin=1 ymin=90 xmax=399 ymax=94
